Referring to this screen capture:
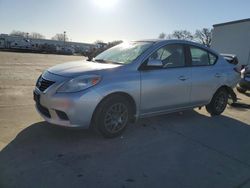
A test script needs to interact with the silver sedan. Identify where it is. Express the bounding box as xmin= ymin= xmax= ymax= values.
xmin=34 ymin=40 xmax=240 ymax=137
